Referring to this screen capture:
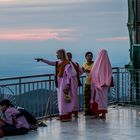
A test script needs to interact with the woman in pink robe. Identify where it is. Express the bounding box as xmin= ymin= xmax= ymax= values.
xmin=90 ymin=49 xmax=112 ymax=119
xmin=67 ymin=52 xmax=83 ymax=118
xmin=36 ymin=49 xmax=77 ymax=121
